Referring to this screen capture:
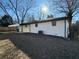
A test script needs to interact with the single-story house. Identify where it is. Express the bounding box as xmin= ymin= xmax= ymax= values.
xmin=19 ymin=17 xmax=69 ymax=38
